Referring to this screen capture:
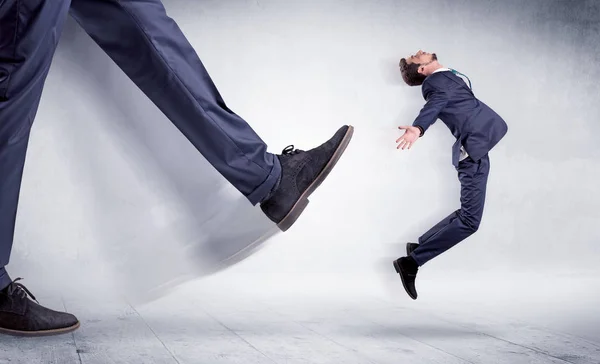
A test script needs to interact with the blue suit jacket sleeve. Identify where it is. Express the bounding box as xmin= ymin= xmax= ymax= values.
xmin=411 ymin=80 xmax=448 ymax=135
